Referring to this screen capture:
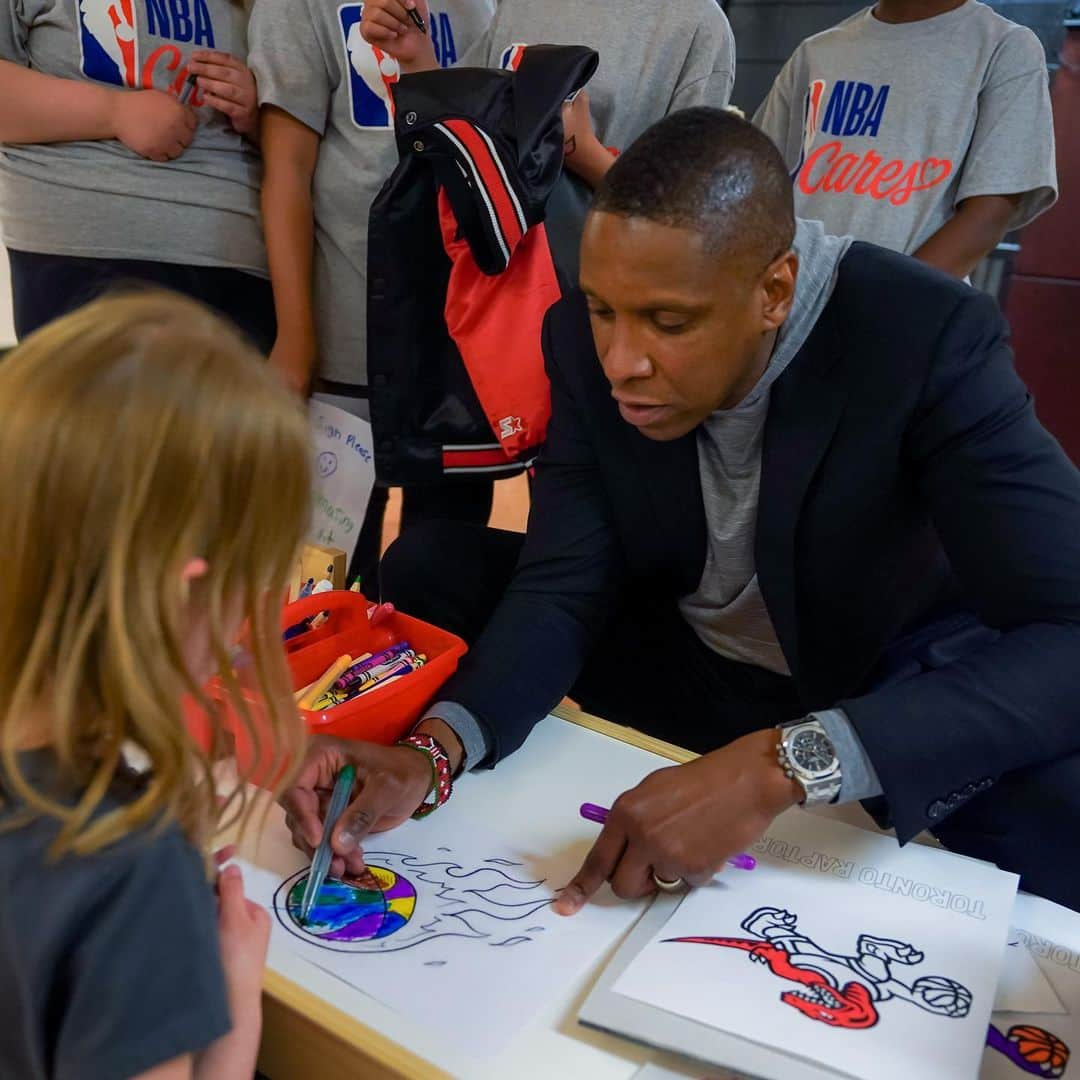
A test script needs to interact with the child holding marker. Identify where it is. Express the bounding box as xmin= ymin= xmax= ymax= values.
xmin=0 ymin=293 xmax=311 ymax=1078
xmin=0 ymin=0 xmax=273 ymax=347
